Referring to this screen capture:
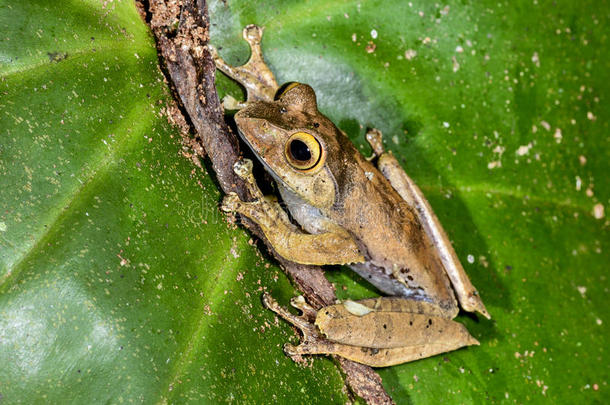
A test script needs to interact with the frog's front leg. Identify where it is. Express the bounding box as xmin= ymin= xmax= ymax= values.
xmin=264 ymin=294 xmax=479 ymax=367
xmin=365 ymin=129 xmax=490 ymax=319
xmin=210 ymin=24 xmax=279 ymax=105
xmin=222 ymin=159 xmax=365 ymax=265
